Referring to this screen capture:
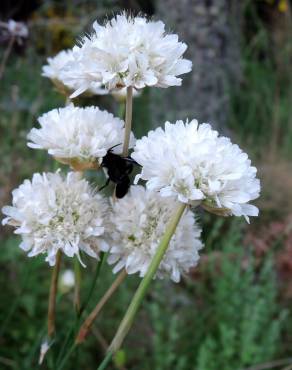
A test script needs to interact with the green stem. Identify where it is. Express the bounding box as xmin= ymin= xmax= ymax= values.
xmin=97 ymin=351 xmax=113 ymax=370
xmin=48 ymin=251 xmax=62 ymax=338
xmin=107 ymin=203 xmax=186 ymax=356
xmin=74 ymin=257 xmax=81 ymax=315
xmin=56 ymin=343 xmax=77 ymax=370
xmin=122 ymin=86 xmax=133 ymax=157
xmin=79 ymin=252 xmax=106 ymax=316
xmin=0 ymin=35 xmax=15 ymax=80
xmin=117 ymin=101 xmax=125 ymax=120
xmin=56 ymin=253 xmax=106 ymax=367
xmin=76 ymin=269 xmax=127 ymax=344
